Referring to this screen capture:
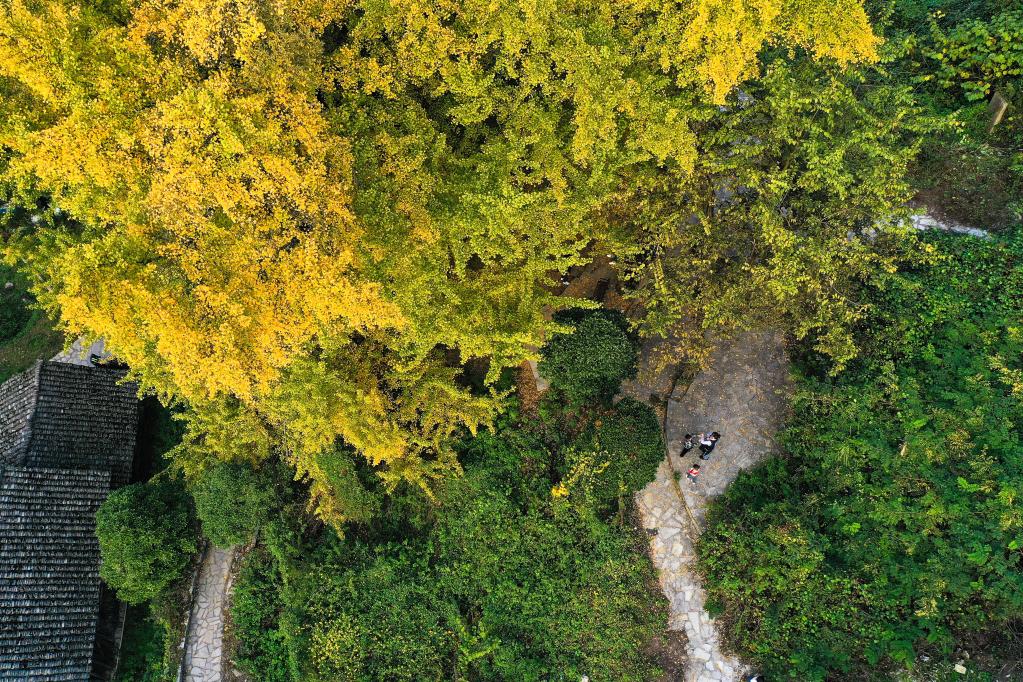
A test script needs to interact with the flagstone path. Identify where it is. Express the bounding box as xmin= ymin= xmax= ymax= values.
xmin=634 ymin=330 xmax=791 ymax=682
xmin=51 ymin=337 xmax=109 ymax=365
xmin=909 ymin=212 xmax=991 ymax=239
xmin=181 ymin=546 xmax=236 ymax=682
